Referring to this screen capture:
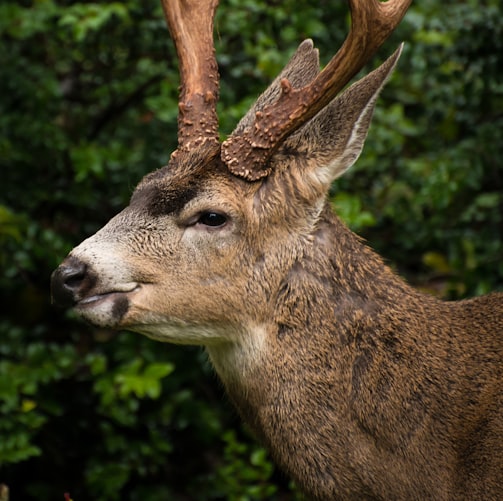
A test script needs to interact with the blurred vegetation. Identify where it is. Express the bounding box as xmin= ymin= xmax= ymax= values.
xmin=0 ymin=0 xmax=502 ymax=499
